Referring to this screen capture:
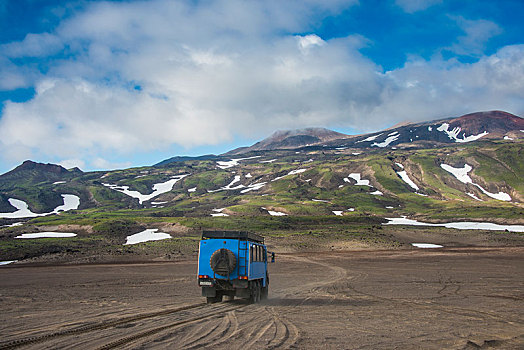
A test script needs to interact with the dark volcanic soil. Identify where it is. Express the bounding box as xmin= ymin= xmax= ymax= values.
xmin=1 ymin=247 xmax=523 ymax=349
